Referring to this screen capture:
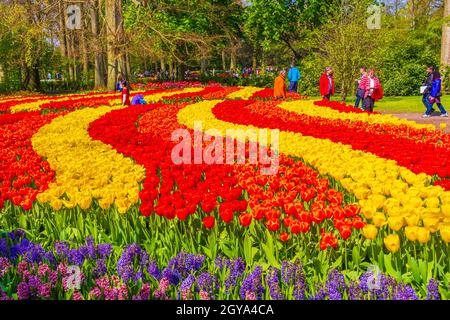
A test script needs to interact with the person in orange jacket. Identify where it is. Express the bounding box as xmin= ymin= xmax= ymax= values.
xmin=274 ymin=70 xmax=287 ymax=100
